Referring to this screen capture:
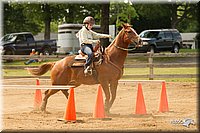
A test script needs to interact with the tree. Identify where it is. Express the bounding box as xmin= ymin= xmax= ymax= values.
xmin=100 ymin=3 xmax=110 ymax=47
xmin=169 ymin=3 xmax=198 ymax=29
xmin=35 ymin=3 xmax=66 ymax=39
xmin=3 ymin=3 xmax=42 ymax=35
xmin=133 ymin=3 xmax=198 ymax=33
xmin=133 ymin=4 xmax=171 ymax=33
xmin=4 ymin=2 xmax=67 ymax=39
xmin=110 ymin=2 xmax=138 ymax=32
